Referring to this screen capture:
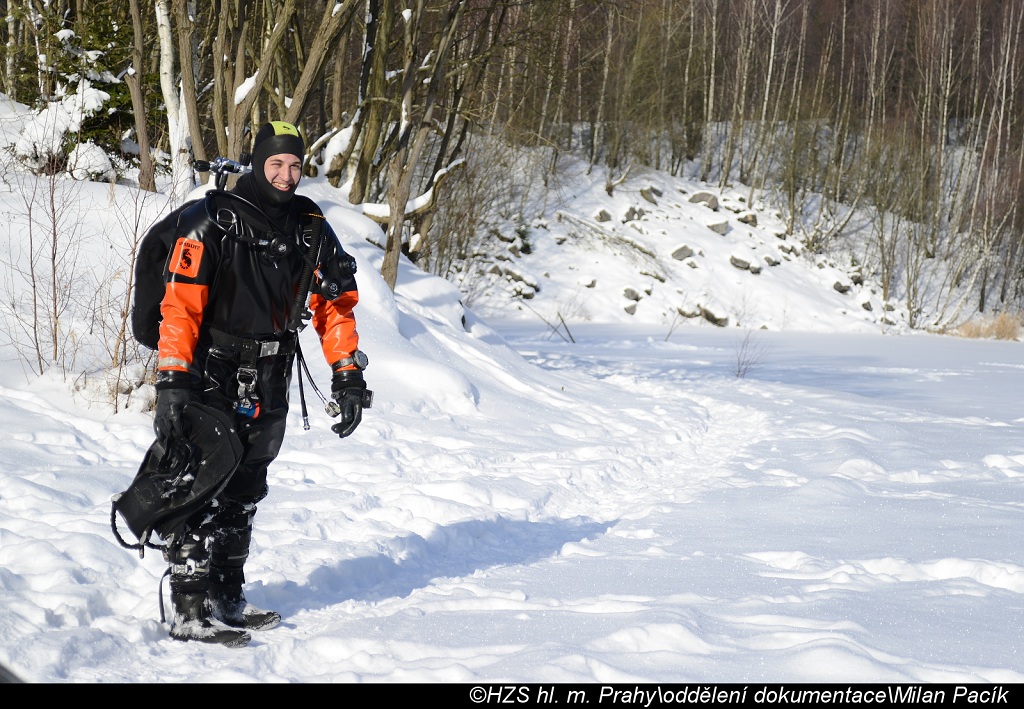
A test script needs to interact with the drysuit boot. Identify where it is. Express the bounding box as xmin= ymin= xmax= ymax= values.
xmin=210 ymin=508 xmax=281 ymax=631
xmin=168 ymin=532 xmax=251 ymax=647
